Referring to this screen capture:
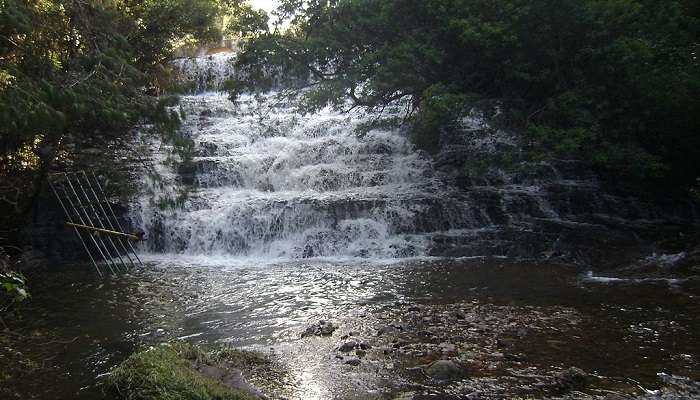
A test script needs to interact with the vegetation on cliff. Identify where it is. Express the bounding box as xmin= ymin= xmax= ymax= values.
xmin=230 ymin=0 xmax=700 ymax=191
